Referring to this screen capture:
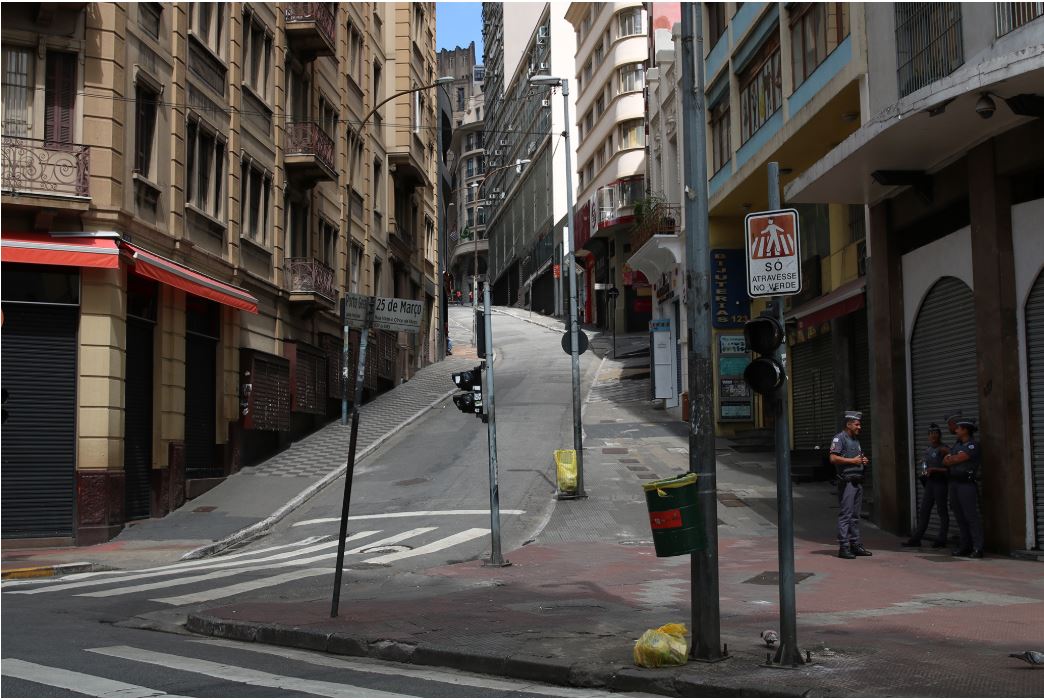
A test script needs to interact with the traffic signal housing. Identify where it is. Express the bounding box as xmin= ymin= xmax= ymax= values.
xmin=451 ymin=363 xmax=486 ymax=422
xmin=743 ymin=313 xmax=787 ymax=395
